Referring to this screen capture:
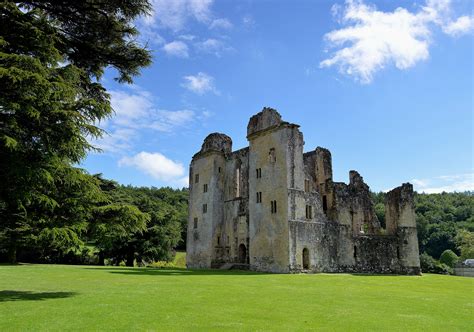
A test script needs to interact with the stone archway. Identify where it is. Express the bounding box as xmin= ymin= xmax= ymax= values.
xmin=238 ymin=244 xmax=247 ymax=264
xmin=302 ymin=248 xmax=310 ymax=269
